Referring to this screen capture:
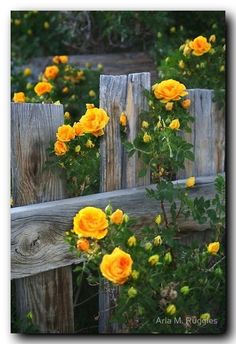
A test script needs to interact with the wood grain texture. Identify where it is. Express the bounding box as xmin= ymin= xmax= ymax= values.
xmin=11 ymin=175 xmax=220 ymax=280
xmin=11 ymin=103 xmax=74 ymax=333
xmin=177 ymin=89 xmax=225 ymax=179
xmin=16 ymin=267 xmax=74 ymax=333
xmin=122 ymin=73 xmax=151 ymax=188
xmin=11 ymin=103 xmax=66 ymax=206
xmin=100 ymin=74 xmax=127 ymax=192
xmin=99 ymin=73 xmax=151 ymax=333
